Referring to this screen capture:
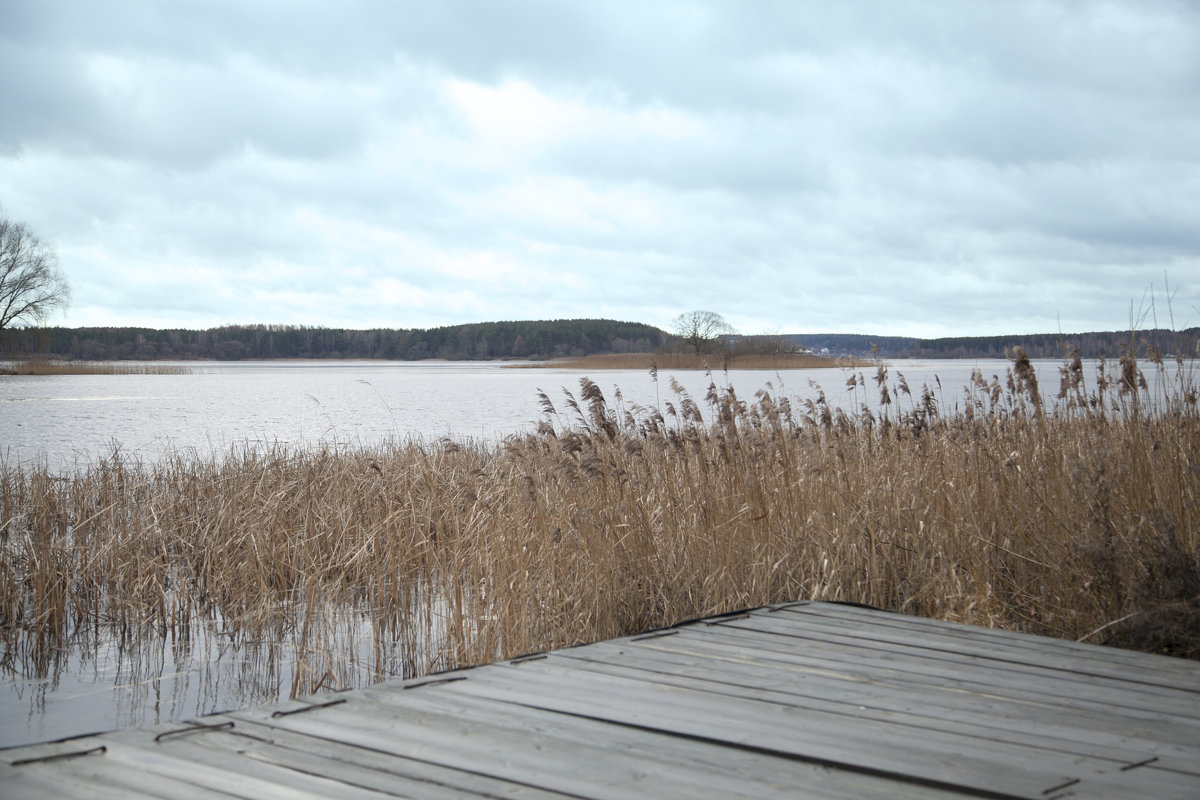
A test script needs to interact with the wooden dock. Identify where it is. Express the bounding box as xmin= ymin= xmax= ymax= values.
xmin=2 ymin=601 xmax=1198 ymax=798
